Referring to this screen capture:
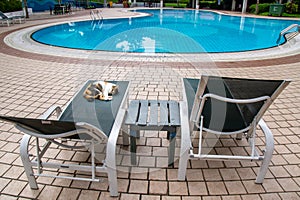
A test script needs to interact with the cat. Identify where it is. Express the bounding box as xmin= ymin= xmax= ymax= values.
xmin=83 ymin=81 xmax=118 ymax=101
